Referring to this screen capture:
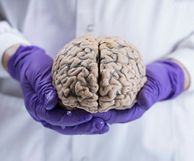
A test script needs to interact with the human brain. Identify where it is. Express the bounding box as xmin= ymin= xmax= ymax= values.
xmin=52 ymin=35 xmax=147 ymax=113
